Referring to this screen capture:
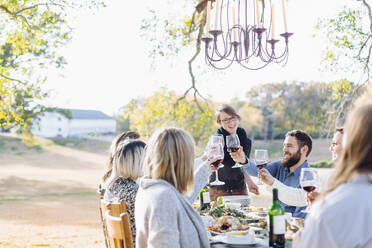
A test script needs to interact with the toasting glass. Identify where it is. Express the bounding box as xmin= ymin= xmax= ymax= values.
xmin=300 ymin=168 xmax=318 ymax=213
xmin=209 ymin=134 xmax=224 ymax=147
xmin=226 ymin=134 xmax=242 ymax=168
xmin=255 ymin=149 xmax=269 ymax=185
xmin=208 ymin=144 xmax=225 ymax=186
